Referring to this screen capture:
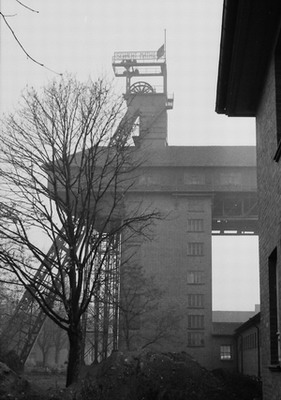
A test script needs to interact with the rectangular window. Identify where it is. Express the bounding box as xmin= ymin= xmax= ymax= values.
xmin=187 ymin=242 xmax=204 ymax=256
xmin=187 ymin=314 xmax=204 ymax=329
xmin=243 ymin=333 xmax=257 ymax=350
xmin=187 ymin=331 xmax=205 ymax=347
xmin=187 ymin=271 xmax=204 ymax=285
xmin=187 ymin=294 xmax=204 ymax=308
xmin=220 ymin=345 xmax=232 ymax=360
xmin=269 ymin=248 xmax=280 ymax=364
xmin=187 ymin=219 xmax=204 ymax=232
